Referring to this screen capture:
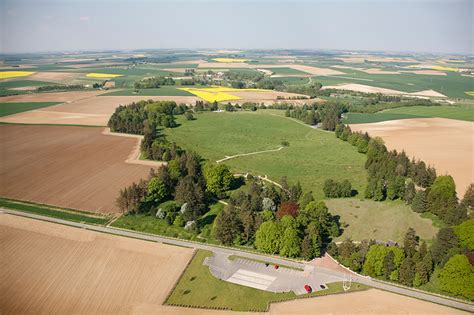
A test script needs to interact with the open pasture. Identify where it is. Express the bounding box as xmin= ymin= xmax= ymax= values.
xmin=165 ymin=111 xmax=367 ymax=199
xmin=0 ymin=214 xmax=194 ymax=314
xmin=350 ymin=118 xmax=474 ymax=197
xmin=0 ymin=125 xmax=155 ymax=214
